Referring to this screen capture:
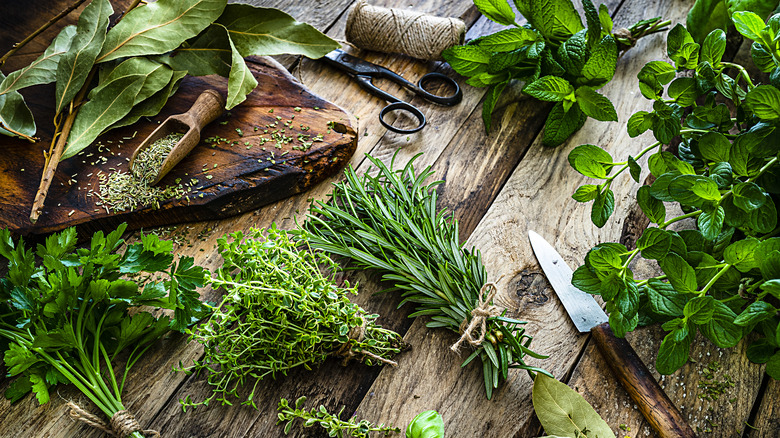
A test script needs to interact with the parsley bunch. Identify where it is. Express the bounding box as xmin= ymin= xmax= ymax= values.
xmin=443 ymin=0 xmax=669 ymax=145
xmin=569 ymin=15 xmax=780 ymax=376
xmin=181 ymin=226 xmax=404 ymax=410
xmin=301 ymin=154 xmax=549 ymax=399
xmin=0 ymin=224 xmax=208 ymax=437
